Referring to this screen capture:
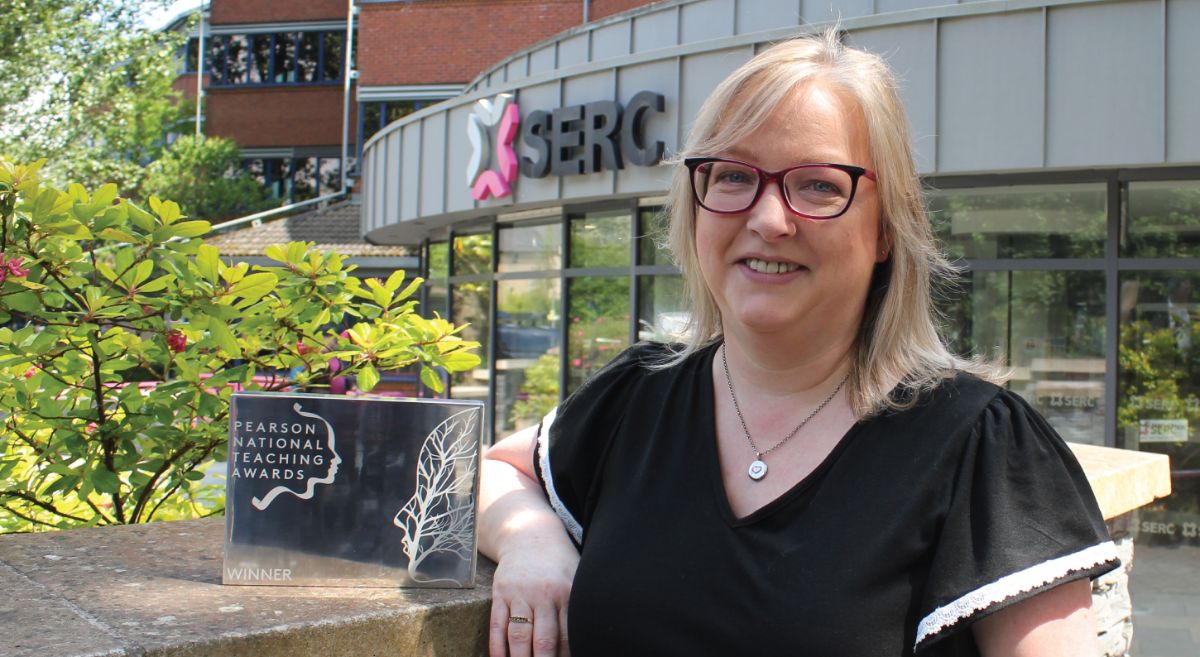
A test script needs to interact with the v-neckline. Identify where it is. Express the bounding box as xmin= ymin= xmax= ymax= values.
xmin=698 ymin=343 xmax=864 ymax=527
